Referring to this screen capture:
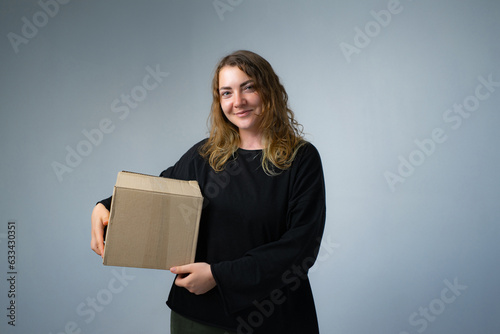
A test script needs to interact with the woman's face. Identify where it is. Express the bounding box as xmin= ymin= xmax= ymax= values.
xmin=218 ymin=66 xmax=263 ymax=134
